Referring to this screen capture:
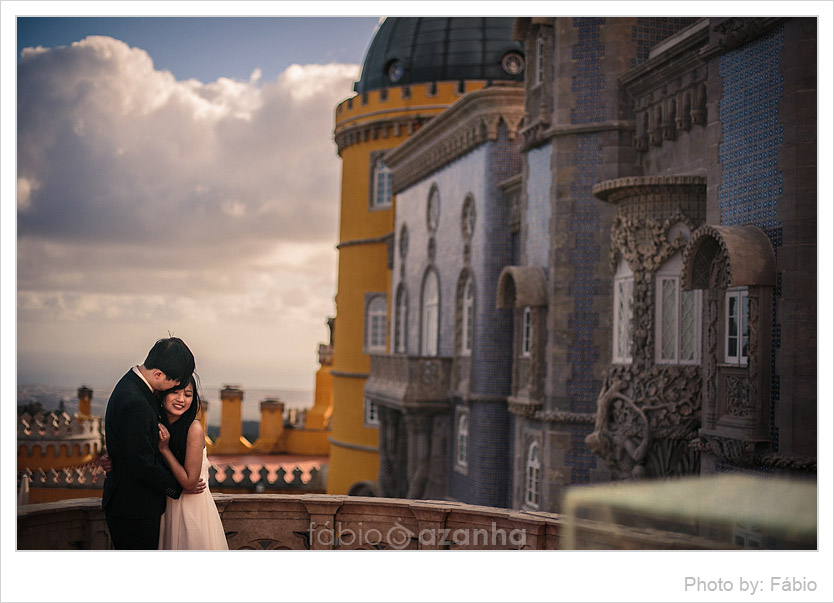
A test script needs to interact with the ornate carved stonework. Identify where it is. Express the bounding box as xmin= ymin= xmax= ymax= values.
xmin=691 ymin=434 xmax=816 ymax=473
xmin=587 ymin=175 xmax=707 ymax=480
xmin=619 ymin=21 xmax=710 ymax=156
xmin=725 ymin=375 xmax=750 ymax=417
xmin=712 ymin=17 xmax=785 ymax=51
